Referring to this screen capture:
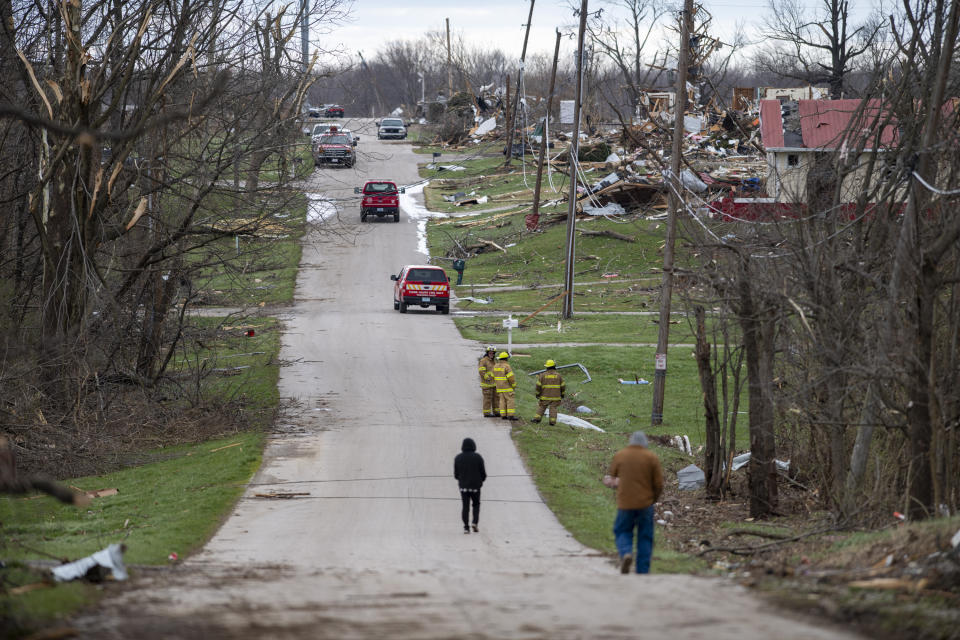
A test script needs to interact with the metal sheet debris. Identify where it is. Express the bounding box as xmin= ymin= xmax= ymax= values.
xmin=556 ymin=413 xmax=604 ymax=432
xmin=678 ymin=464 xmax=705 ymax=490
